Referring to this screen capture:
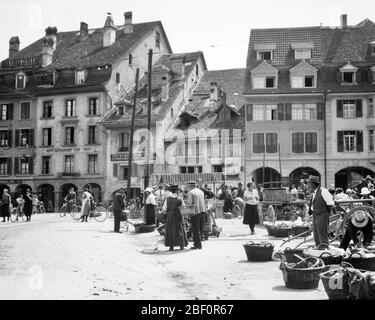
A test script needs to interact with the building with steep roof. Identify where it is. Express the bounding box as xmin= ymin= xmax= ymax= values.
xmin=0 ymin=12 xmax=172 ymax=210
xmin=243 ymin=14 xmax=375 ymax=189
